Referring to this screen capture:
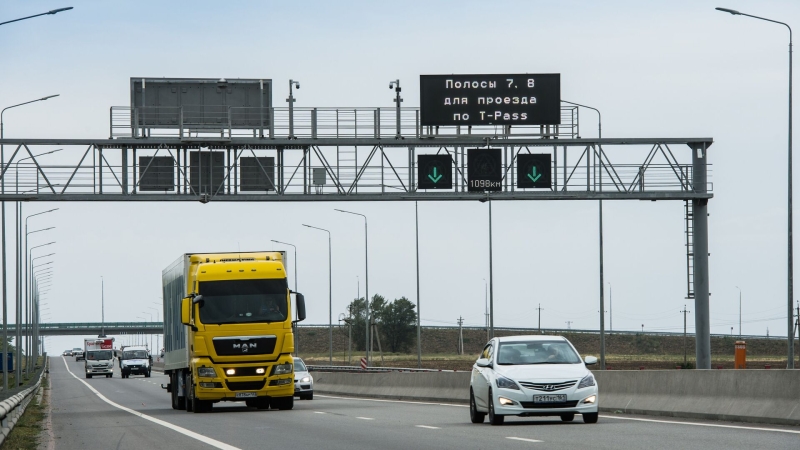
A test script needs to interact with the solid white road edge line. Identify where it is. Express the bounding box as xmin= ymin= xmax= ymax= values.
xmin=506 ymin=437 xmax=543 ymax=443
xmin=61 ymin=357 xmax=241 ymax=450
xmin=415 ymin=425 xmax=440 ymax=429
xmin=599 ymin=415 xmax=800 ymax=435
